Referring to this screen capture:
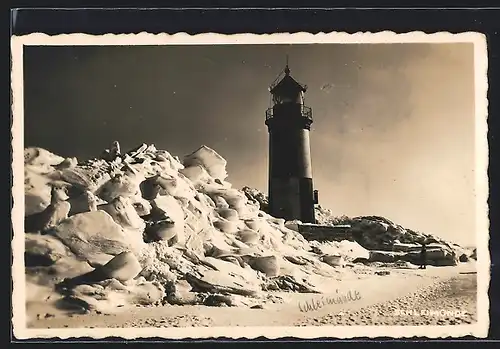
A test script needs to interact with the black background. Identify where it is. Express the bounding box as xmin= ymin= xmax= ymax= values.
xmin=9 ymin=3 xmax=500 ymax=345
